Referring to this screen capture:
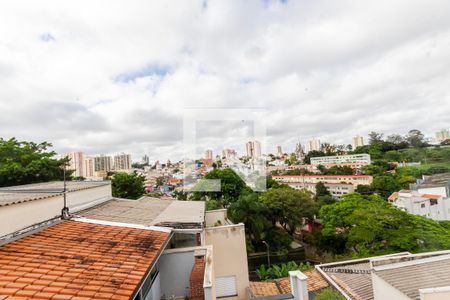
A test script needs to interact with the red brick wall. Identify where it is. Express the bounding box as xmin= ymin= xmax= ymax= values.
xmin=190 ymin=256 xmax=205 ymax=300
